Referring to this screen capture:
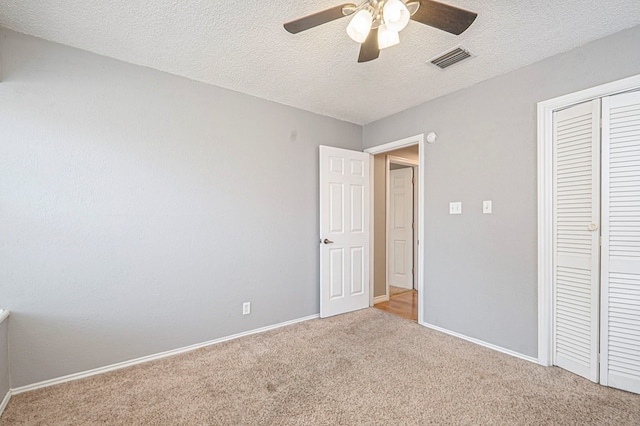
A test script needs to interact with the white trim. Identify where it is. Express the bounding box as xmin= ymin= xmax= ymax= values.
xmin=373 ymin=295 xmax=390 ymax=304
xmin=418 ymin=140 xmax=425 ymax=325
xmin=413 ymin=165 xmax=419 ymax=291
xmin=368 ymin=156 xmax=376 ymax=307
xmin=0 ymin=311 xmax=10 ymax=417
xmin=387 ymin=155 xmax=419 ymax=168
xmin=365 ymin=134 xmax=424 ymax=155
xmin=420 ymin=321 xmax=538 ymax=364
xmin=11 ymin=314 xmax=319 ymax=395
xmin=0 ymin=390 xmax=10 ymax=417
xmin=365 ymin=134 xmax=425 ymax=325
xmin=537 ymin=73 xmax=640 ymax=367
